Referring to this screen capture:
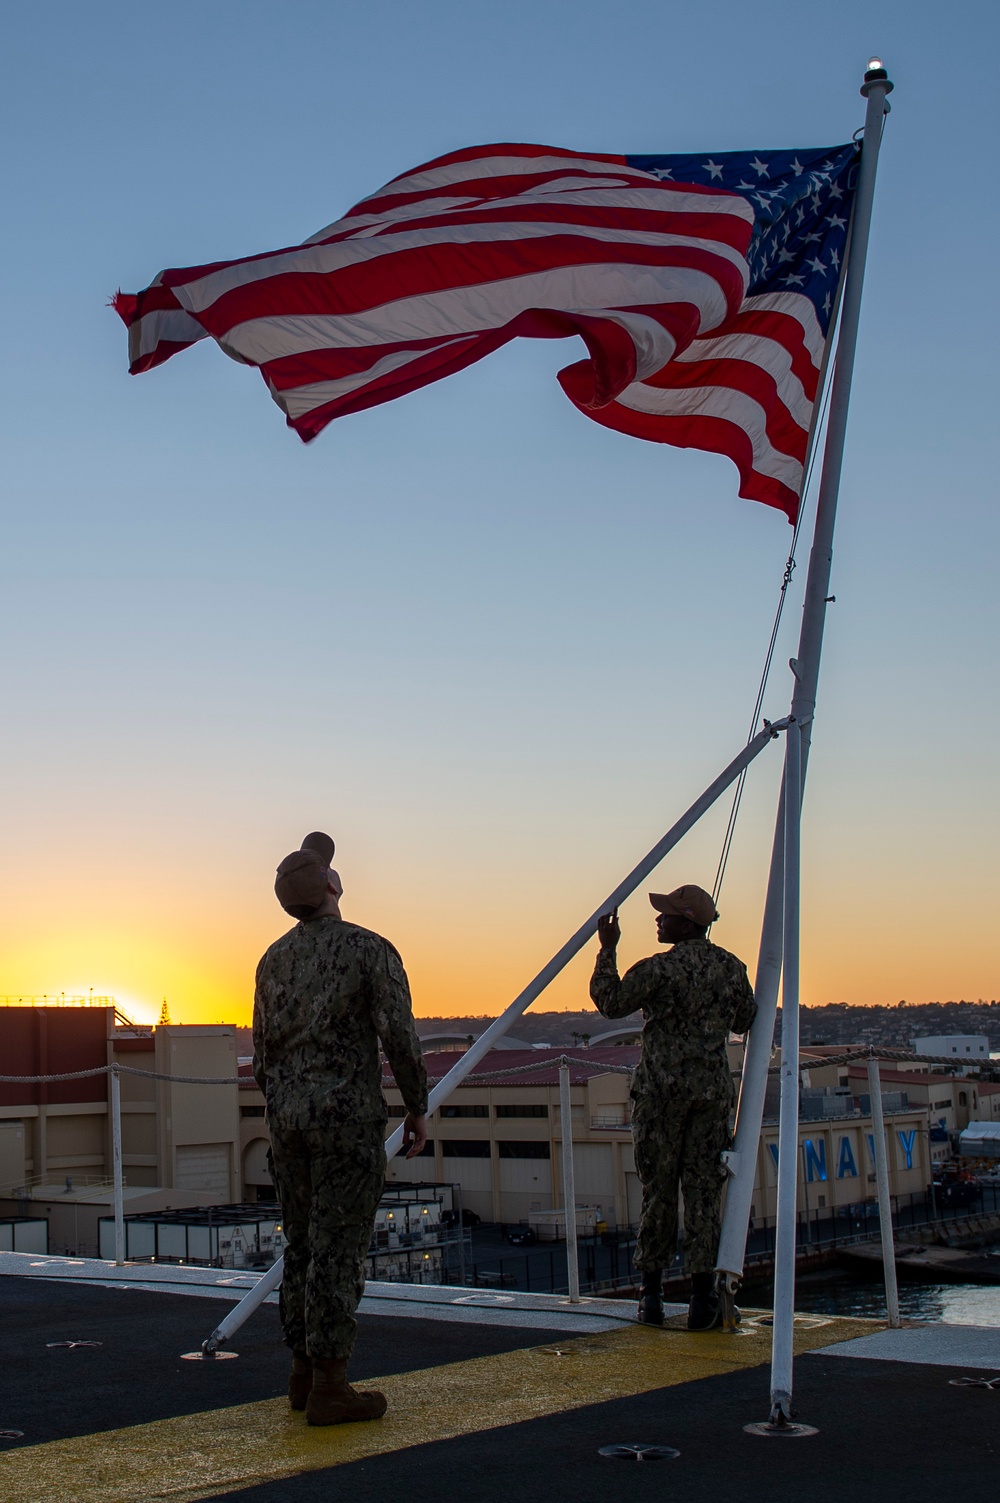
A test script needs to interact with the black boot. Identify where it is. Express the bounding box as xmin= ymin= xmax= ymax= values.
xmin=687 ymin=1271 xmax=720 ymax=1331
xmin=637 ymin=1269 xmax=664 ymax=1326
